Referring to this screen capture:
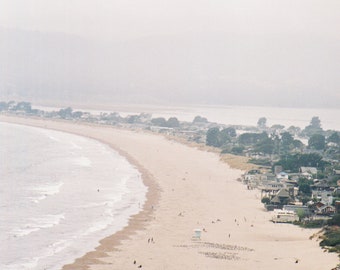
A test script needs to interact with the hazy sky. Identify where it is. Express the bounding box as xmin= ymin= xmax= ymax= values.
xmin=0 ymin=0 xmax=339 ymax=107
xmin=1 ymin=0 xmax=339 ymax=41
